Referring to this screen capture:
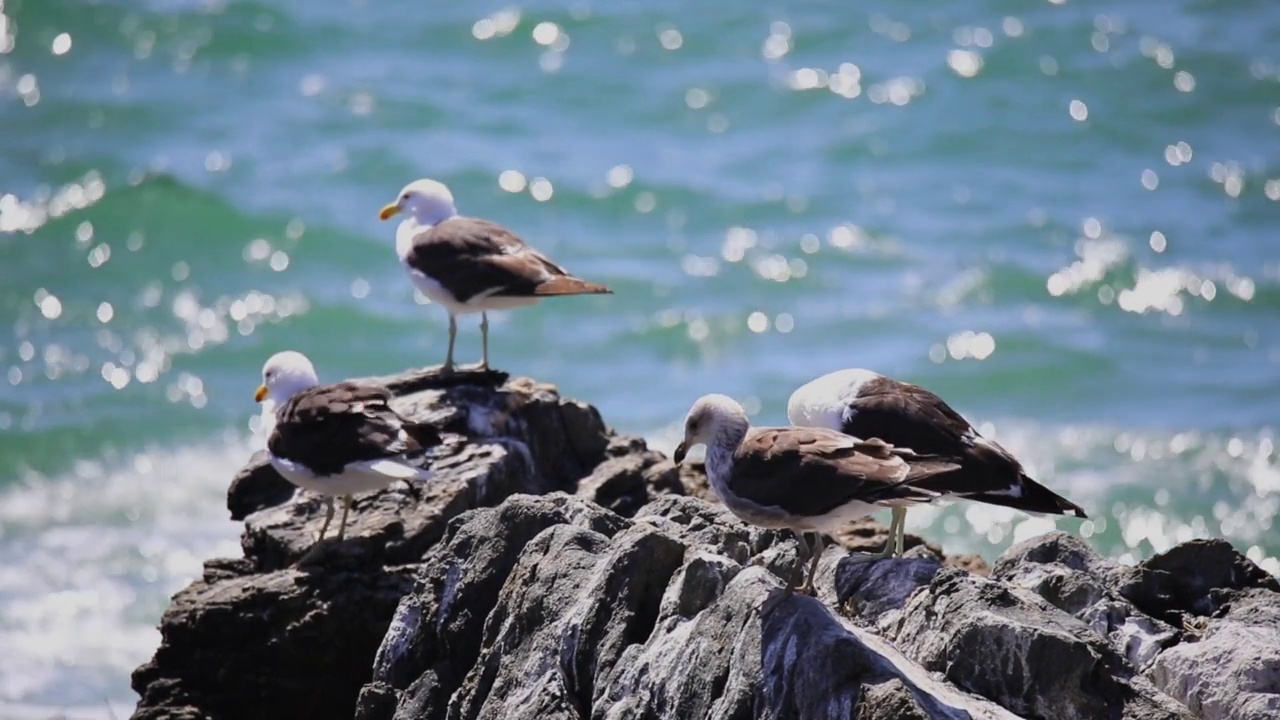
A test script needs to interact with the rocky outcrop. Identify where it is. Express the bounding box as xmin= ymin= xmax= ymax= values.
xmin=133 ymin=369 xmax=628 ymax=719
xmin=991 ymin=532 xmax=1280 ymax=720
xmin=355 ymin=493 xmax=1015 ymax=720
xmin=131 ymin=369 xmax=1279 ymax=720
